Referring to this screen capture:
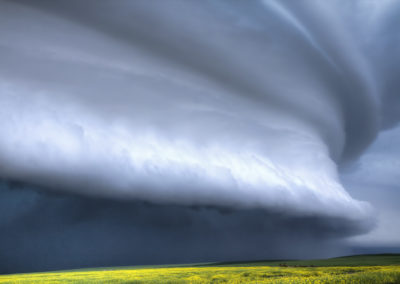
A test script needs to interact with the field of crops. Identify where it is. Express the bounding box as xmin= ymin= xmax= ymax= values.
xmin=1 ymin=254 xmax=399 ymax=283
